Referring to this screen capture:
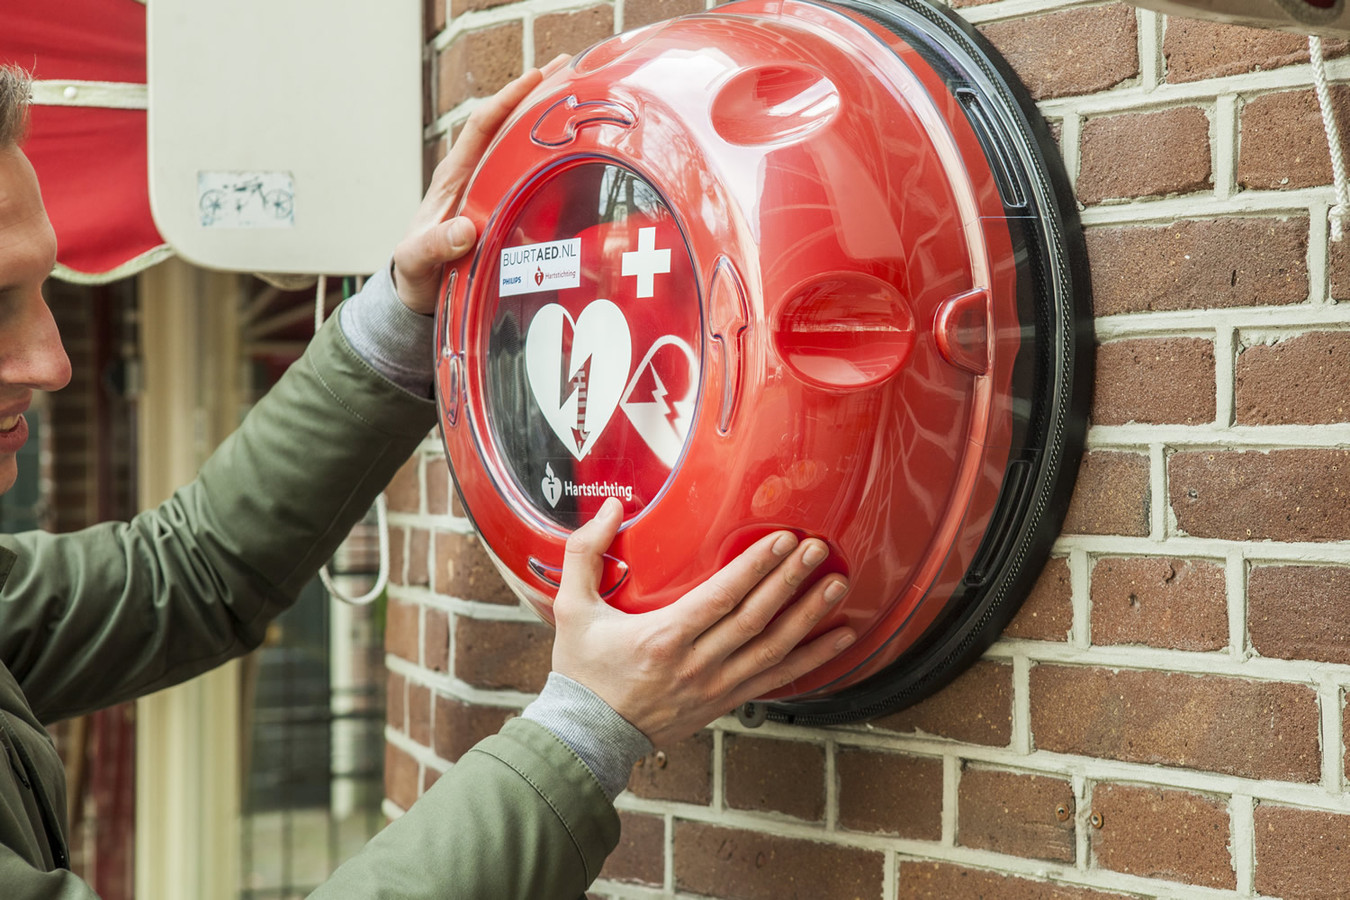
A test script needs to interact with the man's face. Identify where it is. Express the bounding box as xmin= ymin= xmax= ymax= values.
xmin=0 ymin=145 xmax=70 ymax=496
